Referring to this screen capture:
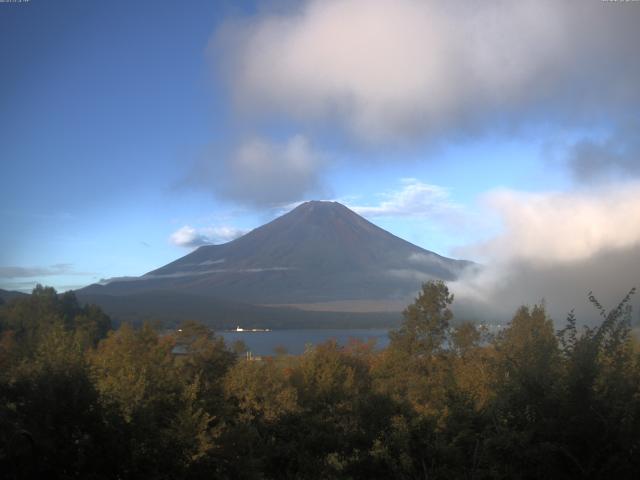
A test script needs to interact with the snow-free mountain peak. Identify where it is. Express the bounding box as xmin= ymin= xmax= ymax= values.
xmin=79 ymin=201 xmax=471 ymax=314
